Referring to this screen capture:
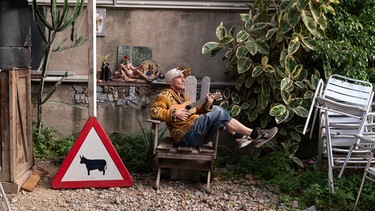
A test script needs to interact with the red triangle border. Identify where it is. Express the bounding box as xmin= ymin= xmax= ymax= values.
xmin=51 ymin=116 xmax=133 ymax=189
